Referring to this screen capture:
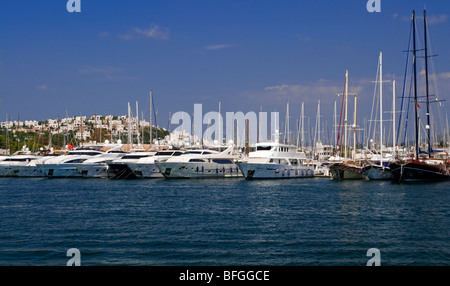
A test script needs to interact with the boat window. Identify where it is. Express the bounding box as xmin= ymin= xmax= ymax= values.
xmin=155 ymin=151 xmax=172 ymax=156
xmin=4 ymin=158 xmax=31 ymax=162
xmin=184 ymin=151 xmax=202 ymax=155
xmin=202 ymin=151 xmax=212 ymax=155
xmin=257 ymin=146 xmax=272 ymax=151
xmin=67 ymin=151 xmax=101 ymax=156
xmin=173 ymin=151 xmax=183 ymax=156
xmin=189 ymin=159 xmax=205 ymax=162
xmin=65 ymin=159 xmax=86 ymax=164
xmin=212 ymin=159 xmax=233 ymax=164
xmin=121 ymin=155 xmax=150 ymax=159
xmin=289 ymin=159 xmax=298 ymax=166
